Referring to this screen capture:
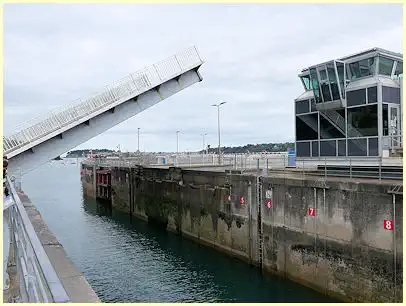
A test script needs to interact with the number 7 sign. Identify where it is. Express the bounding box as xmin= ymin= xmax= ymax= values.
xmin=308 ymin=208 xmax=315 ymax=216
